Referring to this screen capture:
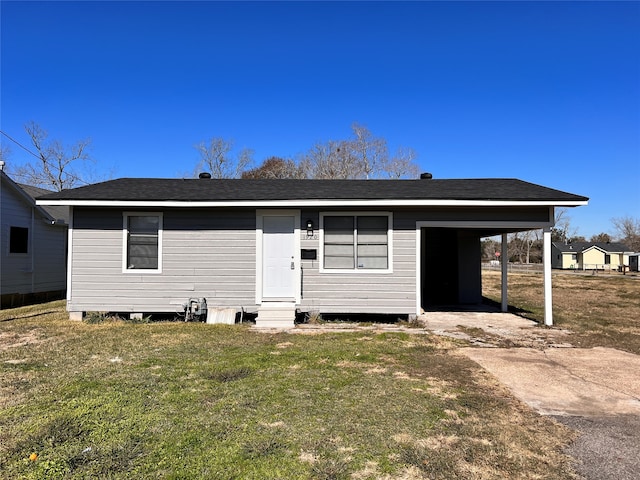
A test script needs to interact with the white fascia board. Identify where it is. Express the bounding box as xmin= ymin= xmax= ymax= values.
xmin=36 ymin=199 xmax=589 ymax=208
